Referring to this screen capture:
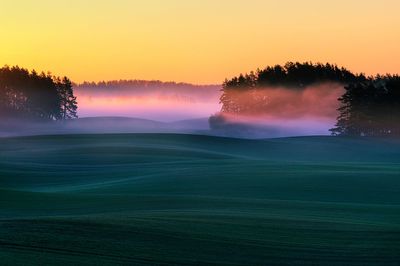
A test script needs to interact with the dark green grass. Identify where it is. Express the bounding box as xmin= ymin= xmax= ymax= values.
xmin=1 ymin=134 xmax=400 ymax=265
